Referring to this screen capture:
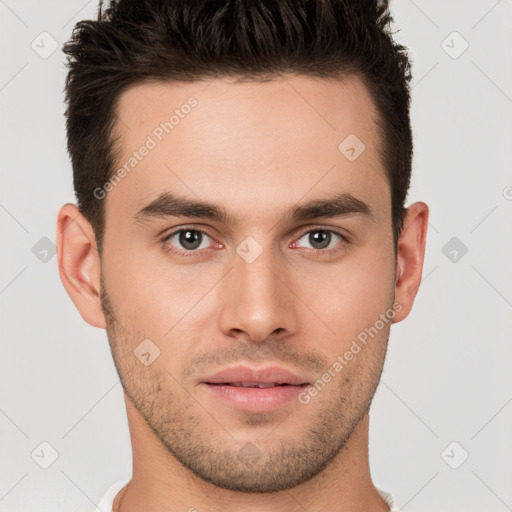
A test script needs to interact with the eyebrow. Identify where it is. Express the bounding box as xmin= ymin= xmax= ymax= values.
xmin=134 ymin=191 xmax=374 ymax=226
